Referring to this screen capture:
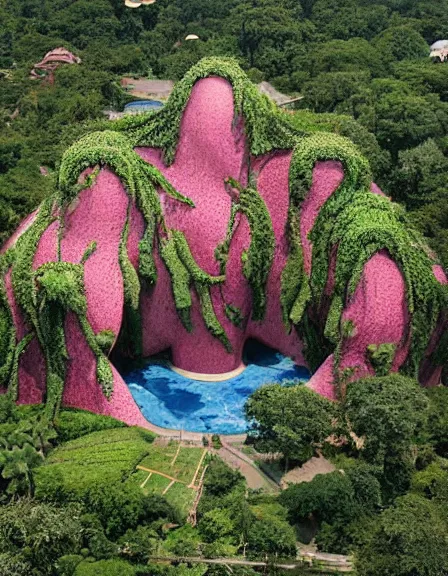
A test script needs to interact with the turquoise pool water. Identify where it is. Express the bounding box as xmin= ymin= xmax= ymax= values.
xmin=123 ymin=342 xmax=310 ymax=434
